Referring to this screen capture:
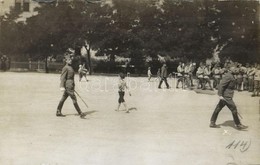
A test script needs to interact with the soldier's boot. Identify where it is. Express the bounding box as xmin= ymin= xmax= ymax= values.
xmin=209 ymin=121 xmax=217 ymax=128
xmin=235 ymin=124 xmax=248 ymax=130
xmin=56 ymin=101 xmax=66 ymax=117
xmin=74 ymin=103 xmax=86 ymax=118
